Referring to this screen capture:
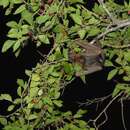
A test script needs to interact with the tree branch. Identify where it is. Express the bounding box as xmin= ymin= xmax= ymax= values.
xmin=90 ymin=20 xmax=130 ymax=44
